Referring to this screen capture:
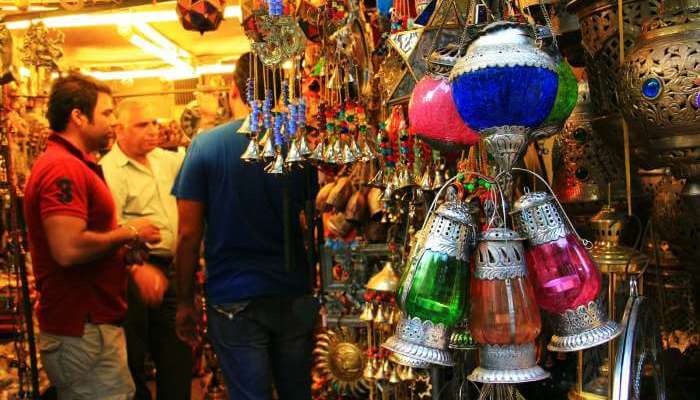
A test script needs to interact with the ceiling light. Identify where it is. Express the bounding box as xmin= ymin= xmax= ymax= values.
xmin=86 ymin=63 xmax=236 ymax=81
xmin=132 ymin=22 xmax=191 ymax=59
xmin=4 ymin=4 xmax=241 ymax=30
xmin=128 ymin=34 xmax=192 ymax=70
xmin=0 ymin=6 xmax=58 ymax=12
